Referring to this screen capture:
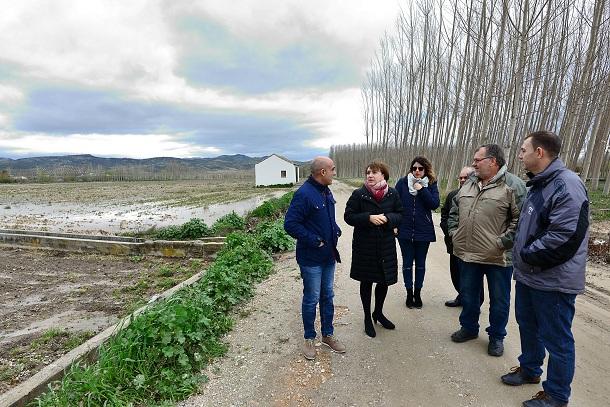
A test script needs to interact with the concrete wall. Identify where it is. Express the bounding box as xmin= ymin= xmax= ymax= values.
xmin=0 ymin=231 xmax=225 ymax=258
